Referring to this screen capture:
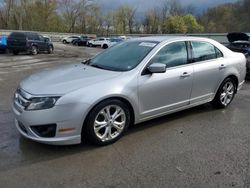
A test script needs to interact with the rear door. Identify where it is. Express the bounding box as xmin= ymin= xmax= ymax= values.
xmin=189 ymin=41 xmax=225 ymax=104
xmin=38 ymin=35 xmax=47 ymax=51
xmin=29 ymin=33 xmax=42 ymax=50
